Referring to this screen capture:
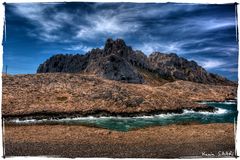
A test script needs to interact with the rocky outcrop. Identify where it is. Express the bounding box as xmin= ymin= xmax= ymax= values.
xmin=86 ymin=54 xmax=144 ymax=83
xmin=84 ymin=39 xmax=144 ymax=83
xmin=37 ymin=38 xmax=235 ymax=85
xmin=148 ymin=52 xmax=233 ymax=85
xmin=37 ymin=54 xmax=88 ymax=73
